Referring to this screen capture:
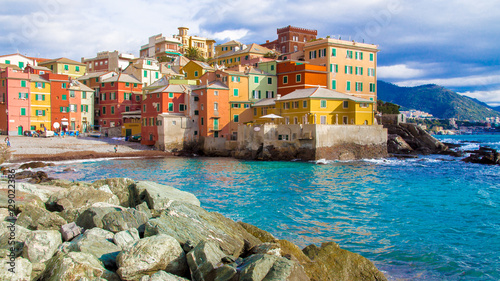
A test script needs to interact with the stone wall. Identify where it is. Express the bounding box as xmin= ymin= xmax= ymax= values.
xmin=157 ymin=115 xmax=197 ymax=152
